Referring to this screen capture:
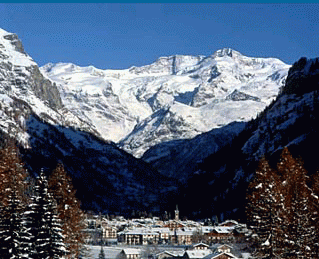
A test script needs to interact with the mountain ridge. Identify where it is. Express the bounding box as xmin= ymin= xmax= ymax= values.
xmin=177 ymin=57 xmax=319 ymax=220
xmin=0 ymin=27 xmax=301 ymax=216
xmin=40 ymin=48 xmax=290 ymax=158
